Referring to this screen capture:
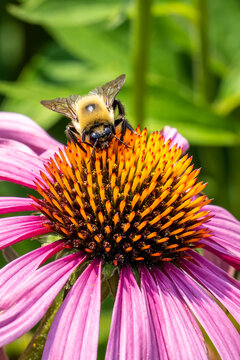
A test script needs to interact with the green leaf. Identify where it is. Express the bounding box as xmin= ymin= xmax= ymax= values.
xmin=47 ymin=23 xmax=129 ymax=71
xmin=151 ymin=2 xmax=199 ymax=25
xmin=213 ymin=51 xmax=240 ymax=115
xmin=0 ymin=42 xmax=131 ymax=128
xmin=98 ymin=296 xmax=114 ymax=359
xmin=9 ymin=1 xmax=193 ymax=93
xmin=148 ymin=17 xmax=192 ymax=89
xmin=5 ymin=333 xmax=32 ymax=360
xmin=0 ymin=80 xmax=71 ymax=129
xmin=8 ymin=0 xmax=122 ymax=26
xmin=209 ymin=0 xmax=240 ymax=65
xmin=146 ymin=86 xmax=240 ymax=146
xmin=0 ymin=19 xmax=25 ymax=75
